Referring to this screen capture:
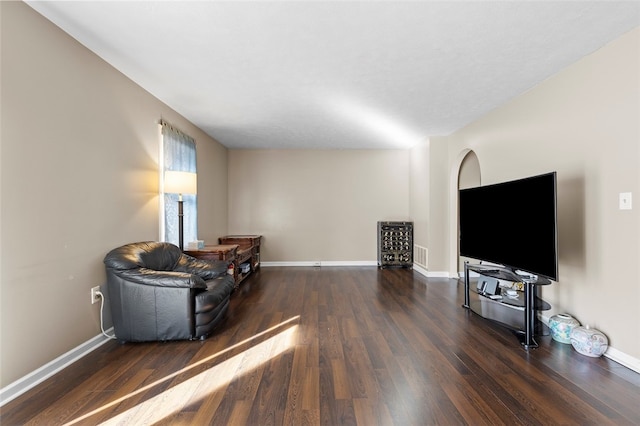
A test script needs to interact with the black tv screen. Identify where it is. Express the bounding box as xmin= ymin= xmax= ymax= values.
xmin=459 ymin=172 xmax=558 ymax=281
